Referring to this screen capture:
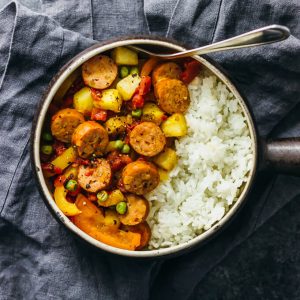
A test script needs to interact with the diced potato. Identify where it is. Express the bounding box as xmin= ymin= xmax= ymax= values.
xmin=53 ymin=68 xmax=81 ymax=103
xmin=105 ymin=115 xmax=133 ymax=136
xmin=161 ymin=113 xmax=188 ymax=137
xmin=158 ymin=168 xmax=169 ymax=181
xmin=63 ymin=166 xmax=78 ymax=180
xmin=153 ymin=147 xmax=177 ymax=171
xmin=51 ymin=147 xmax=77 ymax=171
xmin=53 ymin=186 xmax=81 ymax=216
xmin=73 ymin=87 xmax=94 ymax=115
xmin=116 ymin=74 xmax=141 ymax=101
xmin=112 ymin=47 xmax=138 ymax=66
xmin=93 ymin=89 xmax=122 ymax=112
xmin=142 ymin=102 xmax=165 ymax=125
xmin=103 ymin=210 xmax=121 ymax=229
xmin=98 ymin=189 xmax=125 ymax=207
